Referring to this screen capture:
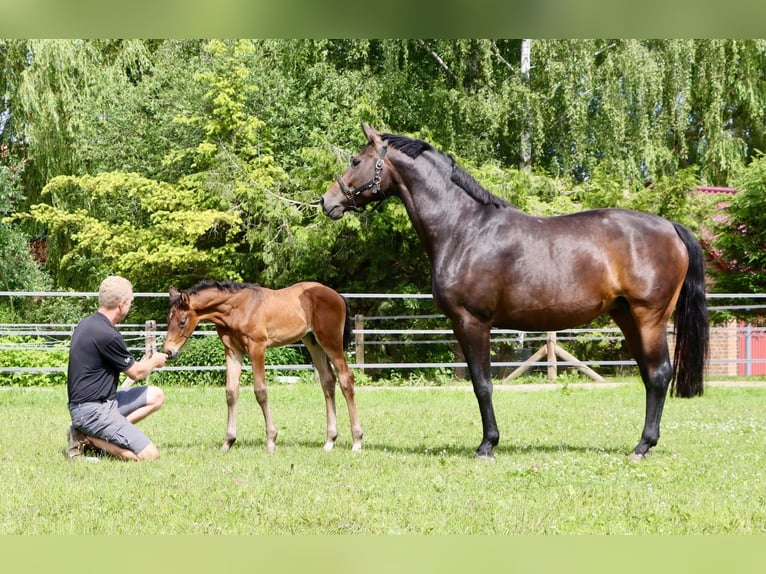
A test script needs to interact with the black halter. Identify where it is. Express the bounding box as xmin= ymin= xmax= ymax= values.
xmin=336 ymin=143 xmax=388 ymax=211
